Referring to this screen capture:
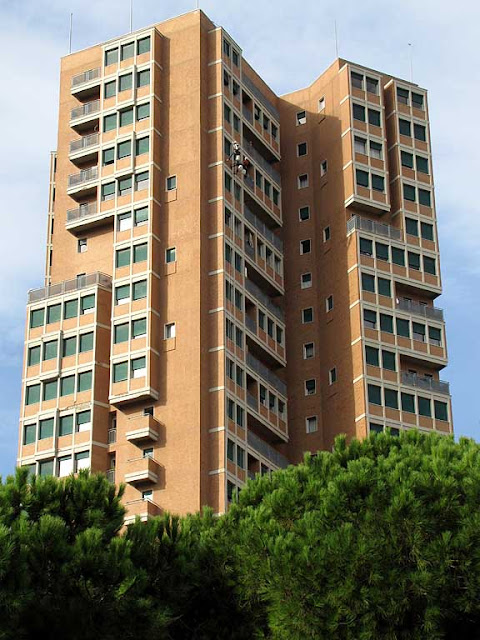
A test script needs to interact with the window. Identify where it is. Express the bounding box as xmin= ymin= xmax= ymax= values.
xmin=412 ymin=92 xmax=424 ymax=110
xmin=23 ymin=423 xmax=36 ymax=445
xmin=421 ymin=222 xmax=434 ymax=241
xmin=78 ymin=371 xmax=92 ymax=392
xmin=305 ymin=379 xmax=316 ymax=395
xmin=30 ymin=308 xmax=45 ymax=329
xmin=301 ymin=273 xmax=312 ymax=289
xmin=429 ymin=326 xmax=441 ymax=346
xmin=165 ymin=247 xmax=176 ymax=263
xmin=166 ymin=175 xmax=177 ymax=191
xmin=42 ymin=340 xmax=57 ymax=361
xmin=296 ymin=111 xmax=306 ymax=125
xmin=329 ymin=368 xmax=337 ymax=385
xmin=59 ymin=415 xmax=73 ymax=436
xmin=370 ymin=423 xmax=384 ymax=435
xmin=135 ymin=137 xmax=149 ymax=156
xmin=412 ymin=322 xmax=426 ymax=342
xmin=101 ymin=182 xmax=115 ymax=201
xmin=320 ymin=161 xmax=327 ymax=177
xmin=306 ymin=416 xmax=318 ymax=433
xmin=361 ymin=273 xmax=375 ymax=293
xmin=105 ymin=48 xmax=118 ymax=66
xmin=137 ymin=36 xmax=151 ymax=55
xmin=371 ymin=174 xmax=384 ymax=192
xmin=365 ymin=346 xmax=379 ymax=367
xmin=356 ymin=169 xmax=369 ymax=188
xmin=375 ymin=242 xmax=389 ymax=262
xmin=370 ymin=141 xmax=382 ymax=159
xmin=408 ymin=252 xmax=420 ymax=271
xmin=366 ymin=77 xmax=379 ymax=94
xmin=113 ymin=362 xmax=128 ymax=383
xmin=236 ymin=446 xmax=245 ymax=469
xmin=119 ymin=73 xmax=132 ymax=92
xmin=75 ymin=451 xmax=90 ymax=471
xmin=165 ymin=322 xmax=176 ymax=339
xmin=115 ymin=284 xmax=130 ymax=305
xmin=133 ymin=280 xmax=147 ymax=300
xmin=419 ymin=189 xmax=431 ymax=207
xmin=380 ymin=314 xmax=393 ymax=333
xmin=353 ymin=104 xmax=365 ymax=122
xmin=351 ymin=72 xmax=363 ymax=89
xmin=368 ymin=384 xmax=381 ymax=405
xmin=81 ymin=294 xmax=95 ymax=315
xmin=298 ymin=174 xmax=308 ymax=189
xmin=323 ymin=226 xmax=330 ymax=242
xmin=382 ymin=350 xmax=396 ymax=371
xmin=79 ymin=332 xmax=94 ymax=353
xmin=117 ymin=213 xmax=132 ymax=232
xmin=391 ymin=247 xmax=405 ymax=266
xmin=354 ymin=136 xmax=367 ymax=155
xmin=118 ymin=176 xmax=132 ymax=196
xmin=28 ymin=345 xmax=41 ymax=366
xmin=131 ymin=357 xmax=146 ymax=378
xmin=318 ymin=96 xmax=325 ymax=111
xmin=118 ymin=140 xmax=131 ymax=159
xmin=227 ymin=439 xmax=235 ymax=462
xmin=104 ymin=113 xmax=117 ymax=132
xmin=401 ymin=150 xmax=414 ymax=169
xmin=403 ymin=184 xmax=416 ymax=202
xmin=133 ymin=243 xmax=148 ymax=263
xmin=26 ymin=384 xmax=40 ymax=405
xmin=60 ymin=375 xmax=75 ymax=397
xmin=405 ymin=217 xmax=419 ymax=236
xmin=418 ymin=396 xmax=431 ymax=417
xmin=360 ymin=237 xmax=373 ymax=256
xmin=397 ymin=87 xmax=409 ymax=104
xmin=300 ymin=239 xmax=311 ymax=254
xmin=39 ymin=460 xmax=54 ymax=477
xmin=104 ymin=80 xmax=116 ymax=99
xmin=384 ymin=388 xmax=398 ymax=409
xmin=103 ymin=147 xmax=115 ymax=166
xmin=137 ymin=69 xmax=150 ymax=88
xmin=119 ymin=108 xmax=134 ymax=127
xmin=299 ymin=206 xmax=310 ymax=221
xmin=116 ymin=247 xmax=131 ymax=268
xmin=302 ymin=308 xmax=313 ymax=323
xmin=399 ymin=119 xmax=411 ymax=137
xmin=363 ymin=309 xmax=377 ymax=329
xmin=326 ymin=295 xmax=334 ymax=312
xmin=434 ymin=401 xmax=448 ymax=421
xmin=414 ymin=124 xmax=426 ymax=142
xmin=121 ymin=41 xmax=134 ymax=60
xmin=368 ymin=109 xmax=381 ymax=127
xmin=297 ymin=142 xmax=307 ymax=156
xmin=46 ymin=304 xmax=61 ymax=325
xmin=39 ymin=417 xmax=54 ymax=440
xmin=232 ymin=49 xmax=239 ymax=66
xmin=401 ymin=393 xmax=415 ymax=413
xmin=223 ymin=38 xmax=230 ymax=57
xmin=303 ymin=342 xmax=314 ymax=359
xmin=43 ymin=379 xmax=57 ymax=401
xmin=396 ymin=318 xmax=410 ymax=338
xmin=58 ymin=456 xmax=73 ymax=478
xmin=134 ymin=207 xmax=148 ymax=226
xmin=423 ymin=256 xmax=436 ymax=275
xmin=114 ymin=323 xmax=129 ymax=344
xmin=137 ymin=103 xmax=150 ymax=120
xmin=416 ymin=156 xmax=429 ymax=174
